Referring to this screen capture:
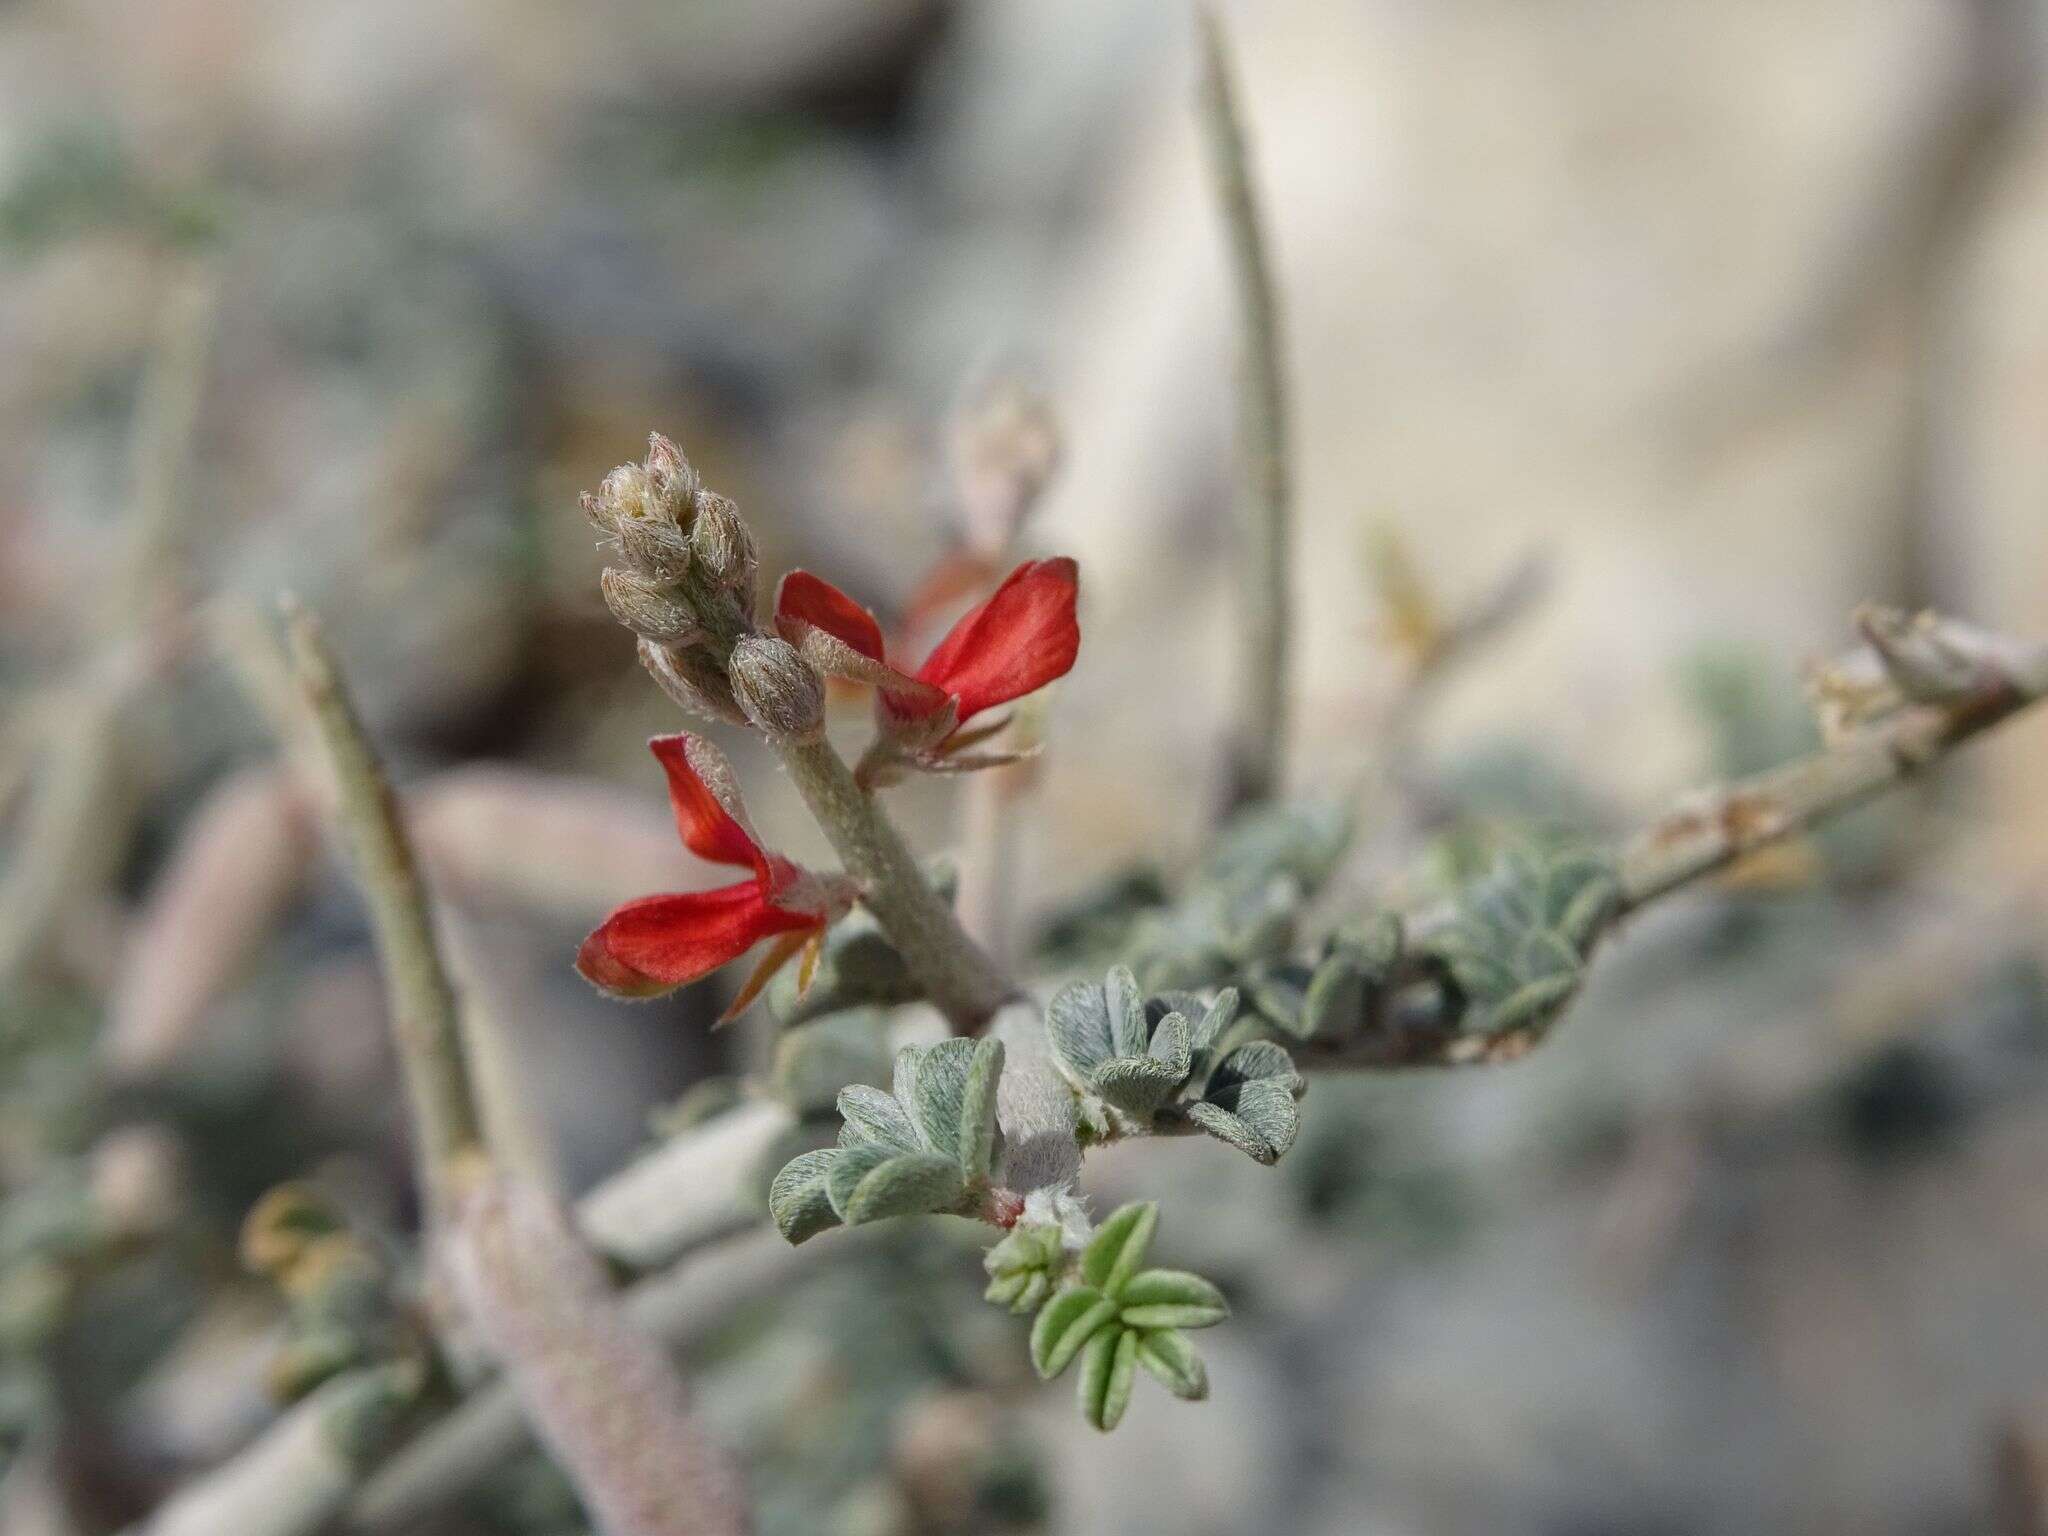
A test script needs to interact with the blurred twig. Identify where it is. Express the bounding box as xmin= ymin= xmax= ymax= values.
xmin=1197 ymin=6 xmax=1294 ymax=812
xmin=0 ymin=265 xmax=217 ymax=989
xmin=128 ymin=1367 xmax=422 ymax=1536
